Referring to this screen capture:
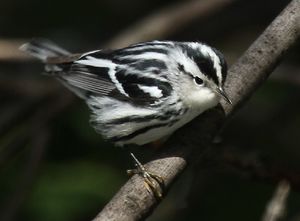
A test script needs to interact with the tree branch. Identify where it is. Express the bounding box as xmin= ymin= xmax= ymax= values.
xmin=106 ymin=0 xmax=235 ymax=49
xmin=0 ymin=39 xmax=30 ymax=61
xmin=94 ymin=1 xmax=300 ymax=220
xmin=262 ymin=181 xmax=290 ymax=221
